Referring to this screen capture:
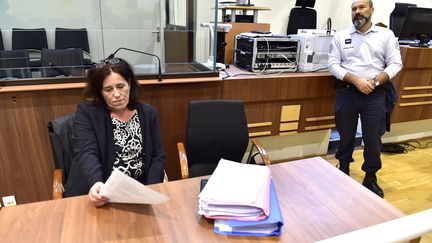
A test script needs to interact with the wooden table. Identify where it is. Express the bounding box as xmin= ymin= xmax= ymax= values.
xmin=0 ymin=157 xmax=405 ymax=242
